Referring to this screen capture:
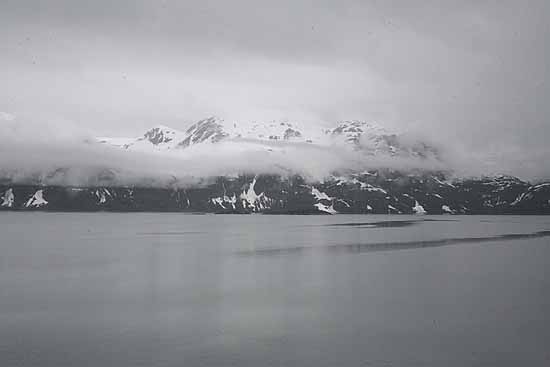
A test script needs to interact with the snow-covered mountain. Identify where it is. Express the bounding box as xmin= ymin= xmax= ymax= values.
xmin=97 ymin=116 xmax=440 ymax=160
xmin=98 ymin=125 xmax=186 ymax=151
xmin=178 ymin=116 xmax=328 ymax=146
xmin=3 ymin=114 xmax=548 ymax=214
xmin=98 ymin=116 xmax=327 ymax=151
xmin=330 ymin=120 xmax=439 ymax=159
